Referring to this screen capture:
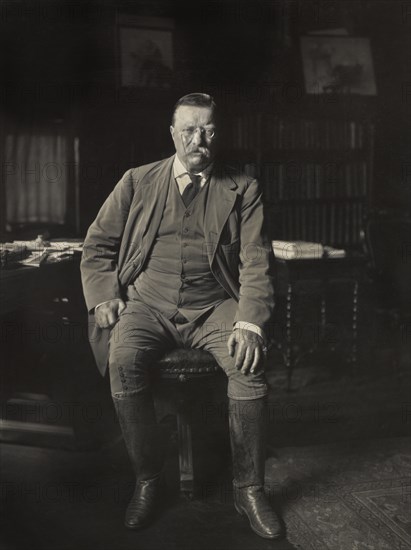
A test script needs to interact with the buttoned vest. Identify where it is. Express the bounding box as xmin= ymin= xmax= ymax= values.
xmin=131 ymin=170 xmax=229 ymax=318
